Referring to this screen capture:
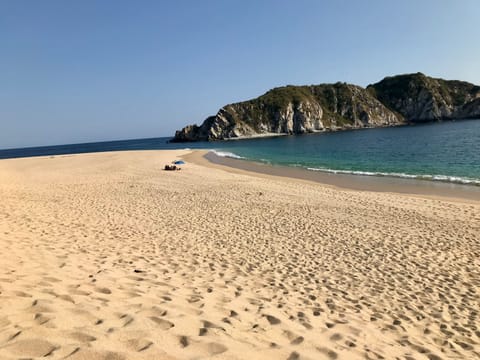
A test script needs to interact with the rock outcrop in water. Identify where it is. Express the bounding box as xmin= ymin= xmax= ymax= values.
xmin=172 ymin=73 xmax=480 ymax=142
